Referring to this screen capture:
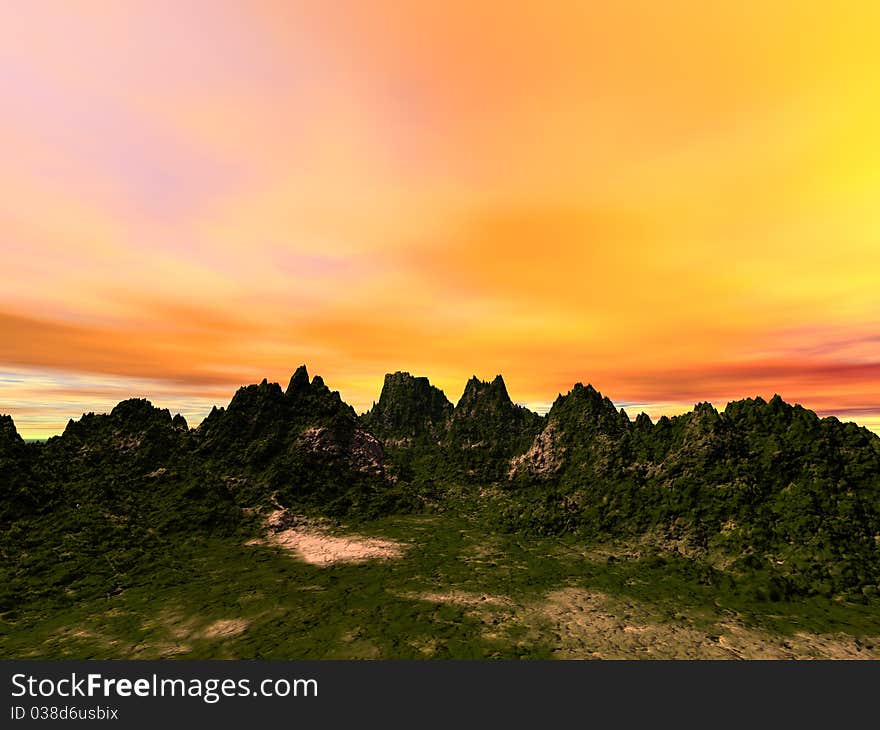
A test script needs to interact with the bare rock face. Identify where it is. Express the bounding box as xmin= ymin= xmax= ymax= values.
xmin=509 ymin=421 xmax=566 ymax=479
xmin=347 ymin=429 xmax=385 ymax=475
xmin=299 ymin=426 xmax=384 ymax=475
xmin=507 ymin=383 xmax=628 ymax=481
